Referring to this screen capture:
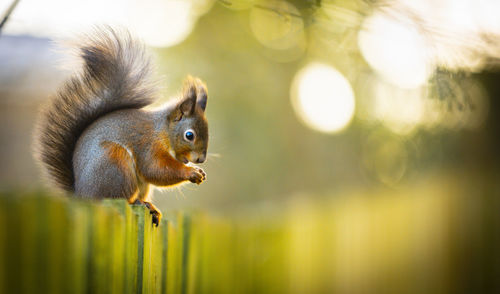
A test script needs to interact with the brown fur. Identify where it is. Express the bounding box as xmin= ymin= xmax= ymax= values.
xmin=101 ymin=141 xmax=131 ymax=171
xmin=141 ymin=139 xmax=192 ymax=186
